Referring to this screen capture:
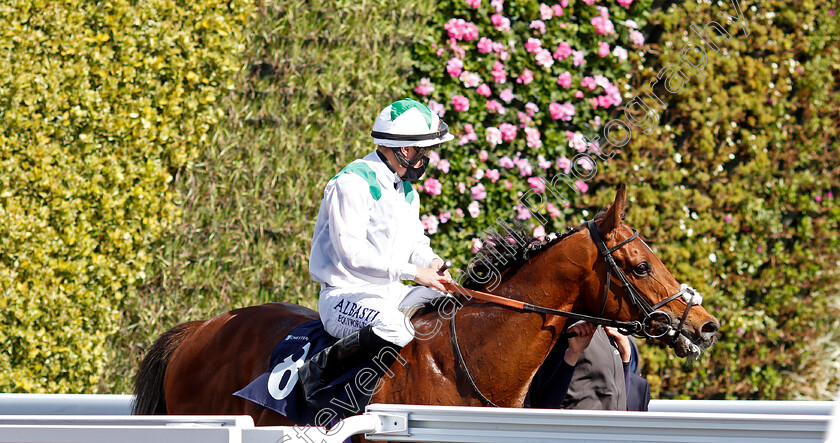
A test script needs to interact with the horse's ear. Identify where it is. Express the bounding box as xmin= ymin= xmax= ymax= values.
xmin=599 ymin=184 xmax=627 ymax=237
